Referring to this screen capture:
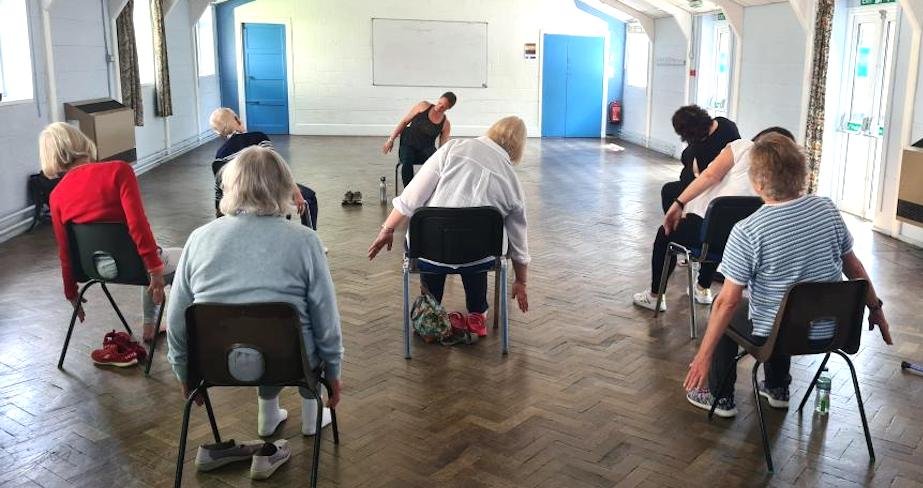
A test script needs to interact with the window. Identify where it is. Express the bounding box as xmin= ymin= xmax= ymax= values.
xmin=625 ymin=24 xmax=649 ymax=89
xmin=133 ymin=0 xmax=155 ymax=85
xmin=196 ymin=6 xmax=216 ymax=77
xmin=0 ymin=0 xmax=35 ymax=103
